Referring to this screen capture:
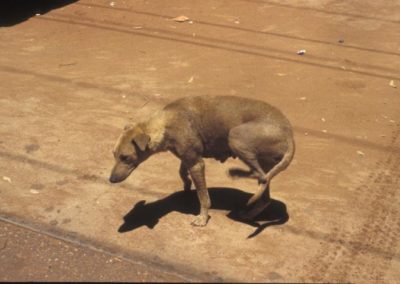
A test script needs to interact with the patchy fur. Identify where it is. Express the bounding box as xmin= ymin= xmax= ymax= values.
xmin=110 ymin=95 xmax=295 ymax=226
